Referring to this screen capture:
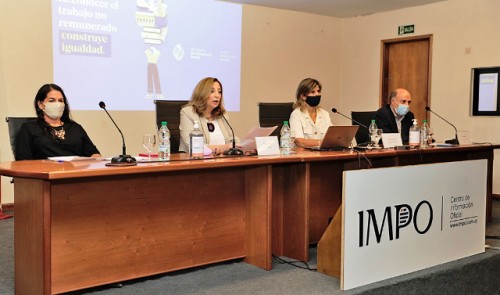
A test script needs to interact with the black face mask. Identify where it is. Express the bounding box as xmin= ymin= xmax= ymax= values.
xmin=305 ymin=95 xmax=321 ymax=107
